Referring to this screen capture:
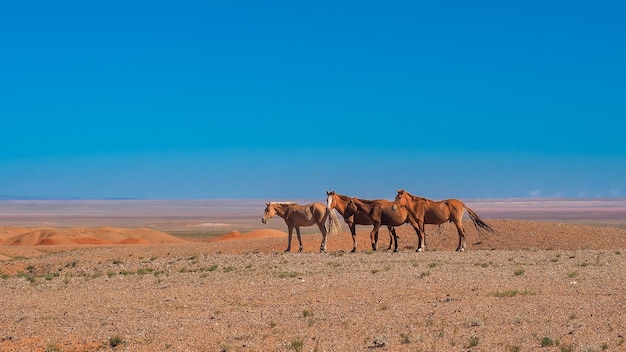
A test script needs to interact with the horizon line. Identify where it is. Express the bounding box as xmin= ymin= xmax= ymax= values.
xmin=2 ymin=195 xmax=626 ymax=201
